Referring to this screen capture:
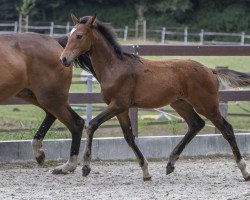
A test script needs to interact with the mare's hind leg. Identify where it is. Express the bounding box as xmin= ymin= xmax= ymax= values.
xmin=117 ymin=111 xmax=151 ymax=181
xmin=32 ymin=112 xmax=56 ymax=165
xmin=167 ymin=100 xmax=205 ymax=175
xmin=17 ymin=89 xmax=56 ymax=165
xmin=207 ymin=112 xmax=250 ymax=181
